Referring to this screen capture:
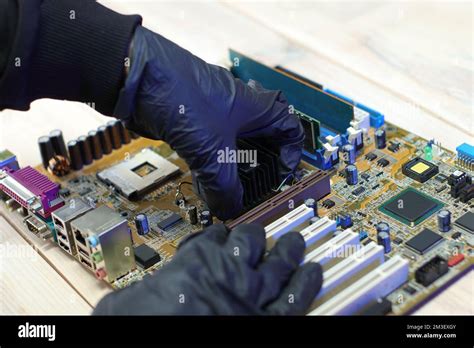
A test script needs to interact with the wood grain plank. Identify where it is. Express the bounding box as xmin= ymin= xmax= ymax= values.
xmin=0 ymin=217 xmax=92 ymax=314
xmin=414 ymin=271 xmax=474 ymax=315
xmin=0 ymin=206 xmax=112 ymax=308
